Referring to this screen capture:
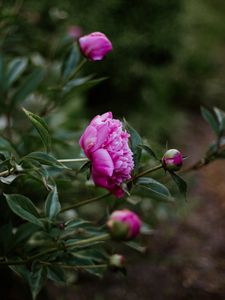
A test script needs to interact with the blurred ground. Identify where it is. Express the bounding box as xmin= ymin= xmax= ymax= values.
xmin=45 ymin=115 xmax=225 ymax=300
